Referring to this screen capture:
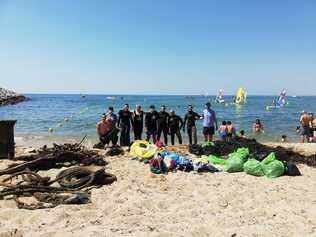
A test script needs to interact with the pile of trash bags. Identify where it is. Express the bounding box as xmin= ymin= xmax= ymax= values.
xmin=189 ymin=146 xmax=301 ymax=178
xmin=130 ymin=140 xmax=220 ymax=174
xmin=206 ymin=148 xmax=301 ymax=178
xmin=149 ymin=151 xmax=220 ymax=174
xmin=130 ymin=140 xmax=301 ymax=178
